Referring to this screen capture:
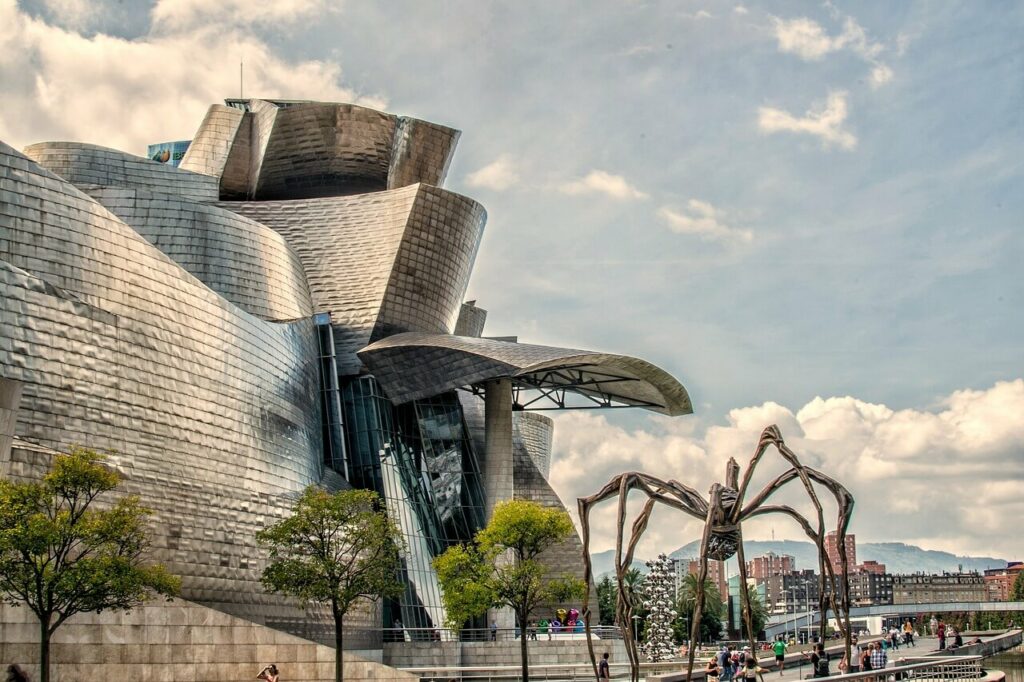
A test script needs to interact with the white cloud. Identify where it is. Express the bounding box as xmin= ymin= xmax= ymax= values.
xmin=658 ymin=200 xmax=753 ymax=243
xmin=550 ymin=379 xmax=1024 ymax=560
xmin=870 ymin=63 xmax=894 ymax=87
xmin=771 ymin=14 xmax=892 ymax=86
xmin=734 ymin=6 xmax=749 ymax=16
xmin=151 ymin=0 xmax=333 ymax=30
xmin=0 ymin=3 xmax=382 ymax=154
xmin=465 ymin=155 xmax=520 ymax=191
xmin=758 ymin=91 xmax=857 ymax=150
xmin=772 ymin=15 xmax=881 ymax=61
xmin=559 ymin=170 xmax=649 ymax=201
